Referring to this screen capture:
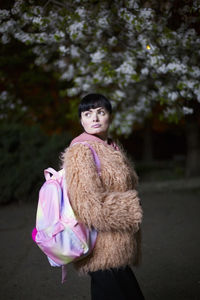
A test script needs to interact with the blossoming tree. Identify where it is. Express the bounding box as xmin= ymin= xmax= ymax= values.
xmin=0 ymin=0 xmax=200 ymax=175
